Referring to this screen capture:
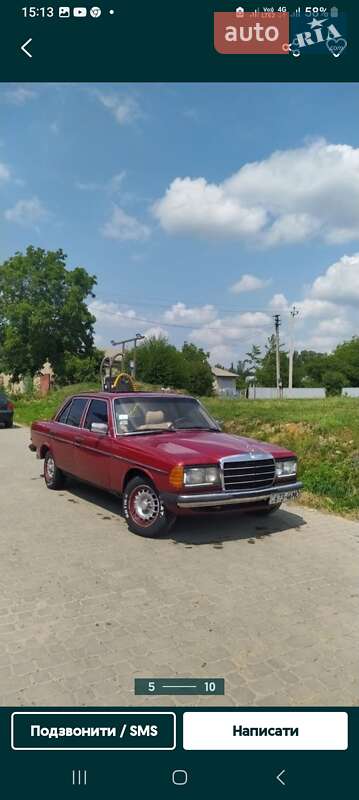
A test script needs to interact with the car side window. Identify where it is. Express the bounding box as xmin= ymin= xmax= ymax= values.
xmin=84 ymin=399 xmax=108 ymax=431
xmin=65 ymin=398 xmax=88 ymax=428
xmin=56 ymin=401 xmax=72 ymax=424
